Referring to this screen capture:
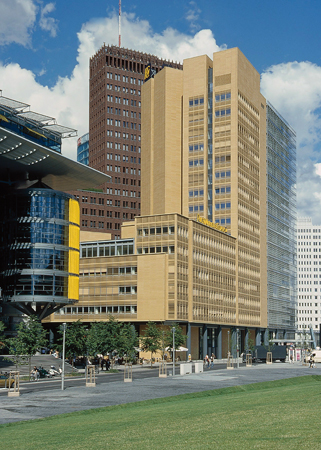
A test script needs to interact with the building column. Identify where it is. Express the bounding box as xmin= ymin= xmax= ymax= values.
xmin=202 ymin=325 xmax=208 ymax=360
xmin=263 ymin=329 xmax=269 ymax=346
xmin=255 ymin=328 xmax=261 ymax=346
xmin=231 ymin=328 xmax=237 ymax=358
xmin=186 ymin=323 xmax=192 ymax=361
xmin=245 ymin=328 xmax=249 ymax=351
xmin=217 ymin=326 xmax=222 ymax=359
